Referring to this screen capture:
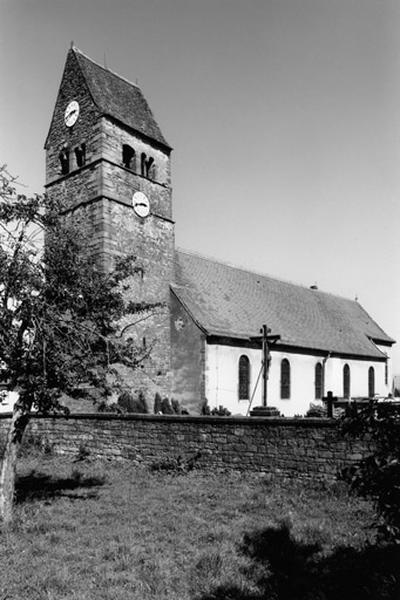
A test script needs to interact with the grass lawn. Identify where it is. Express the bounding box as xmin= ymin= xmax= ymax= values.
xmin=0 ymin=452 xmax=398 ymax=600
